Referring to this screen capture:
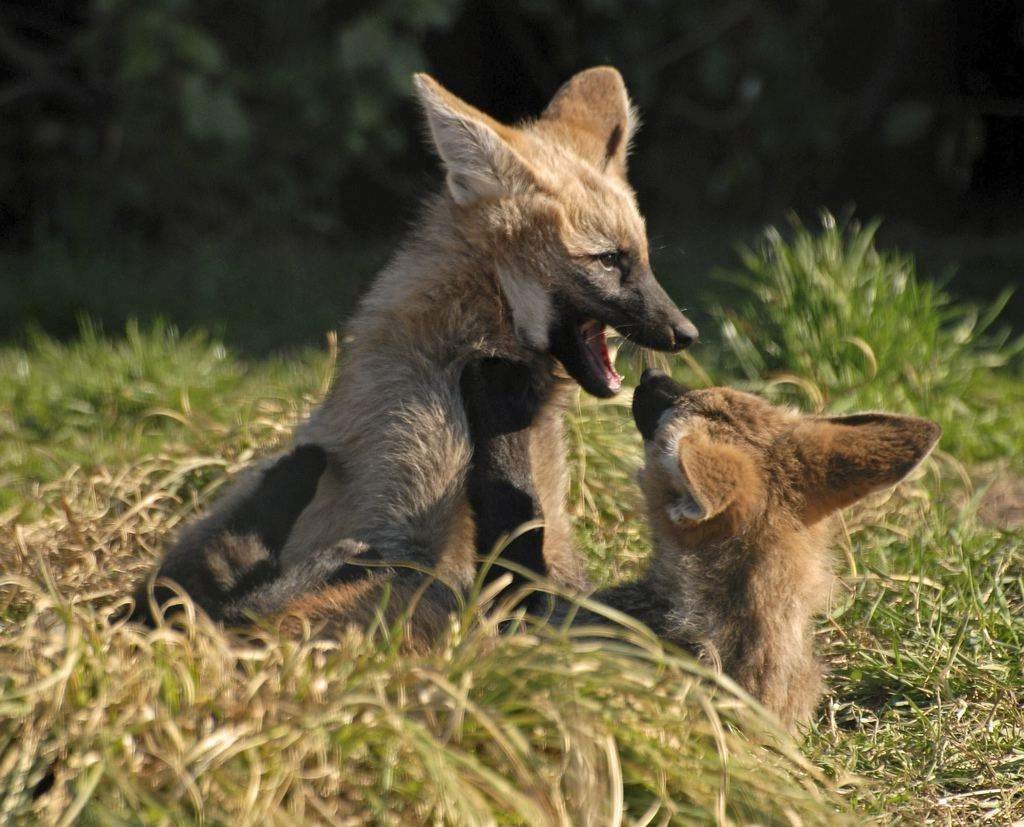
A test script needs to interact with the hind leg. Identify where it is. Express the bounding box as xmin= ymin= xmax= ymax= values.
xmin=277 ymin=357 xmax=574 ymax=628
xmin=129 ymin=444 xmax=328 ymax=625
